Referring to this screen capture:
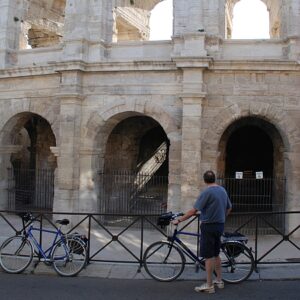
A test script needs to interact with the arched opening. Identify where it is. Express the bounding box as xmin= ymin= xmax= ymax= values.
xmin=112 ymin=0 xmax=172 ymax=42
xmin=149 ymin=0 xmax=173 ymax=40
xmin=218 ymin=117 xmax=285 ymax=233
xmin=226 ymin=0 xmax=270 ymax=39
xmin=99 ymin=115 xmax=169 ymax=226
xmin=2 ymin=113 xmax=57 ymax=211
xmin=19 ymin=0 xmax=66 ymax=49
